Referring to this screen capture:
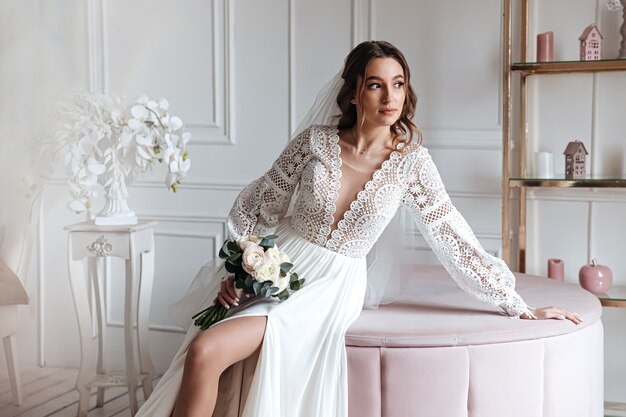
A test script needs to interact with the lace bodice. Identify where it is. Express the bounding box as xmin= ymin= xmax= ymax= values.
xmin=227 ymin=125 xmax=530 ymax=317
